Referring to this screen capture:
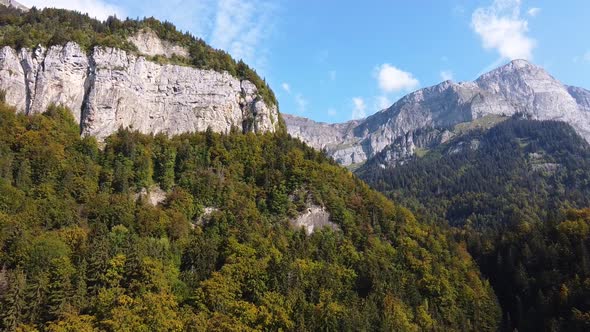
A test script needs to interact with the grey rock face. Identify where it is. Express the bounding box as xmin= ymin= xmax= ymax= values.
xmin=0 ymin=47 xmax=27 ymax=111
xmin=283 ymin=114 xmax=365 ymax=164
xmin=567 ymin=86 xmax=590 ymax=112
xmin=127 ymin=29 xmax=190 ymax=58
xmin=0 ymin=0 xmax=28 ymax=11
xmin=285 ymin=60 xmax=590 ymax=165
xmin=0 ymin=42 xmax=279 ymax=140
xmin=290 ymin=206 xmax=338 ymax=235
xmin=361 ymin=127 xmax=451 ymax=170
